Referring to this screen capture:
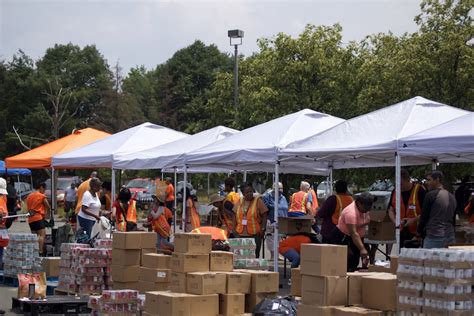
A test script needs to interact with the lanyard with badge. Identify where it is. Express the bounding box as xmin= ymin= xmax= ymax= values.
xmin=241 ymin=201 xmax=249 ymax=226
